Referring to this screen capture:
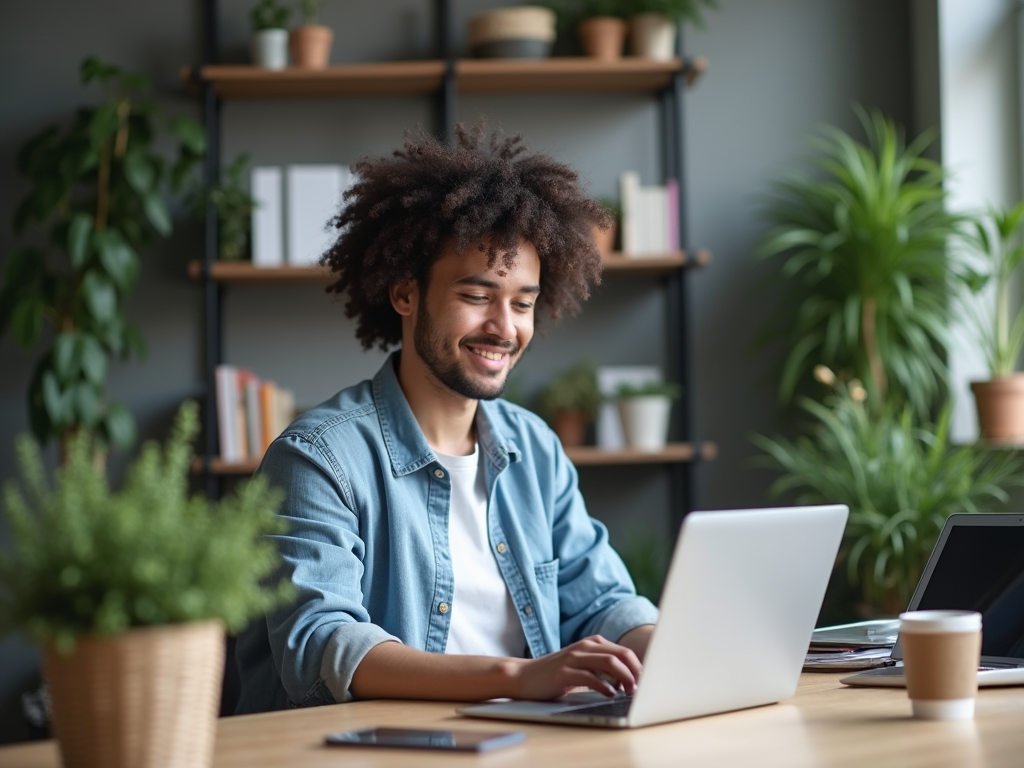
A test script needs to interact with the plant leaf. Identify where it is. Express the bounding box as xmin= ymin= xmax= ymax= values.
xmin=11 ymin=297 xmax=44 ymax=349
xmin=94 ymin=229 xmax=139 ymax=291
xmin=103 ymin=401 xmax=136 ymax=450
xmin=141 ymin=191 xmax=172 ymax=236
xmin=78 ymin=333 xmax=108 ymax=386
xmin=171 ymin=115 xmax=206 ymax=155
xmin=81 ymin=272 xmax=117 ymax=324
xmin=67 ymin=213 xmax=94 ymax=269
